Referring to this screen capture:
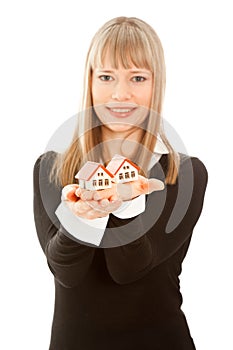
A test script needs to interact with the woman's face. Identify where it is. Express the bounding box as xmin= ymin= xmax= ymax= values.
xmin=91 ymin=54 xmax=153 ymax=137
